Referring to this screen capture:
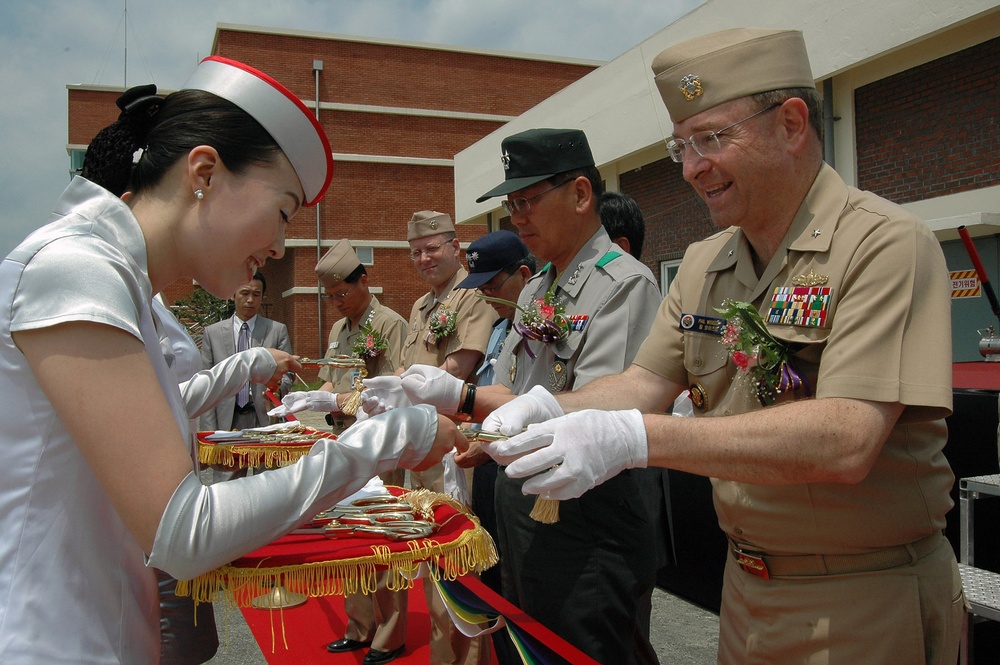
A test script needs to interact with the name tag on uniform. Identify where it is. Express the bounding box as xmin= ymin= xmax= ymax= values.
xmin=767 ymin=286 xmax=832 ymax=327
xmin=678 ymin=313 xmax=726 ymax=336
xmin=330 ymin=341 xmax=339 ymax=350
